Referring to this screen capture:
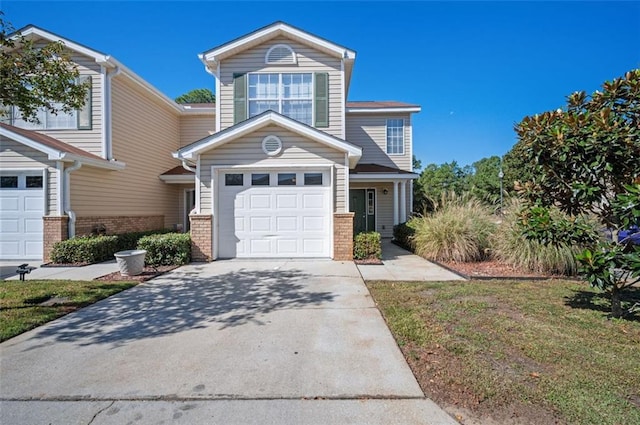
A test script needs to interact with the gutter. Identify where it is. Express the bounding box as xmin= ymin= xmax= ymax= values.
xmin=63 ymin=161 xmax=82 ymax=238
